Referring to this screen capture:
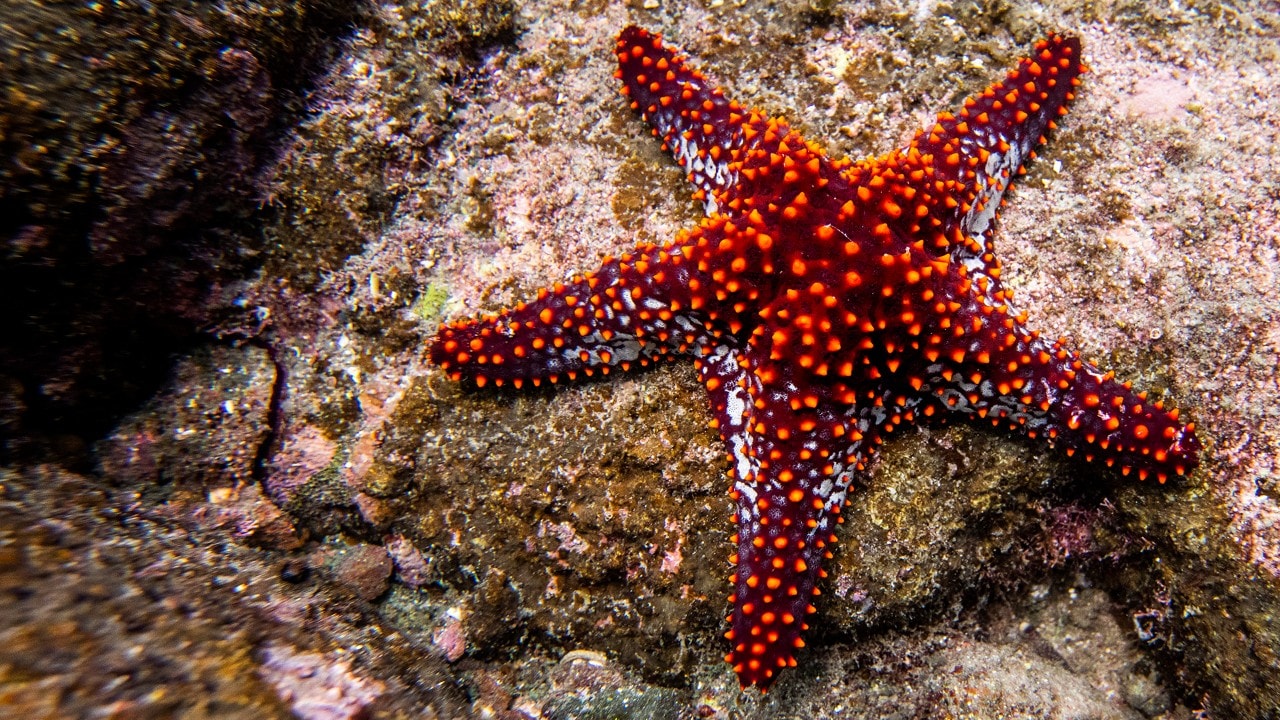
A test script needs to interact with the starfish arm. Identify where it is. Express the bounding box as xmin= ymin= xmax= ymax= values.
xmin=431 ymin=231 xmax=720 ymax=388
xmin=720 ymin=334 xmax=886 ymax=690
xmin=877 ymin=34 xmax=1086 ymax=262
xmin=616 ymin=26 xmax=747 ymax=211
xmin=925 ymin=300 xmax=1200 ymax=481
